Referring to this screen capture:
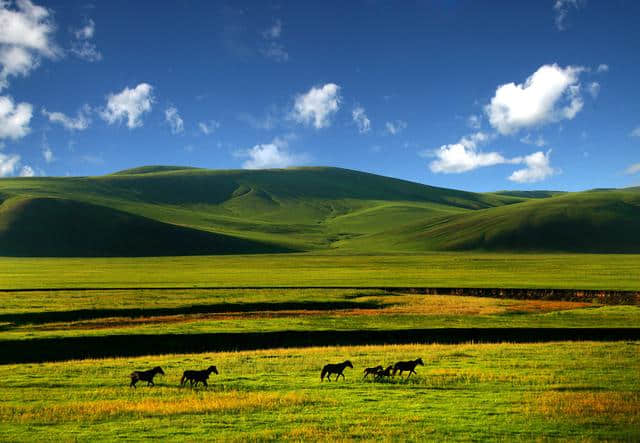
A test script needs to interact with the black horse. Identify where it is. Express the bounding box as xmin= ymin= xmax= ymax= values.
xmin=375 ymin=365 xmax=394 ymax=380
xmin=181 ymin=366 xmax=218 ymax=387
xmin=321 ymin=360 xmax=353 ymax=381
xmin=130 ymin=366 xmax=164 ymax=388
xmin=363 ymin=365 xmax=383 ymax=378
xmin=392 ymin=358 xmax=424 ymax=378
